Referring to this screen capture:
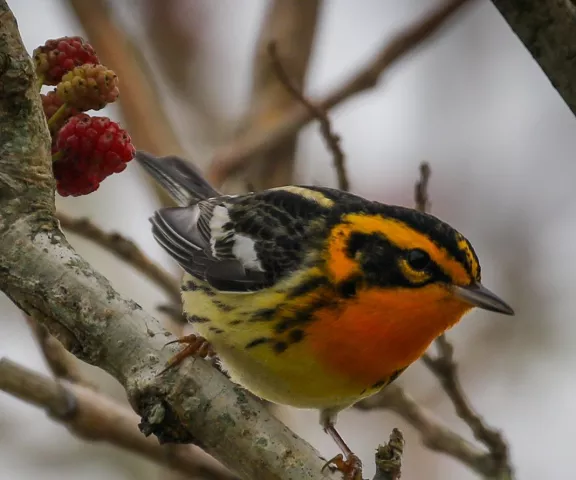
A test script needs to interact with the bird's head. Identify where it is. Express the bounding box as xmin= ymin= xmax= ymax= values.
xmin=323 ymin=205 xmax=514 ymax=325
xmin=306 ymin=203 xmax=515 ymax=381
